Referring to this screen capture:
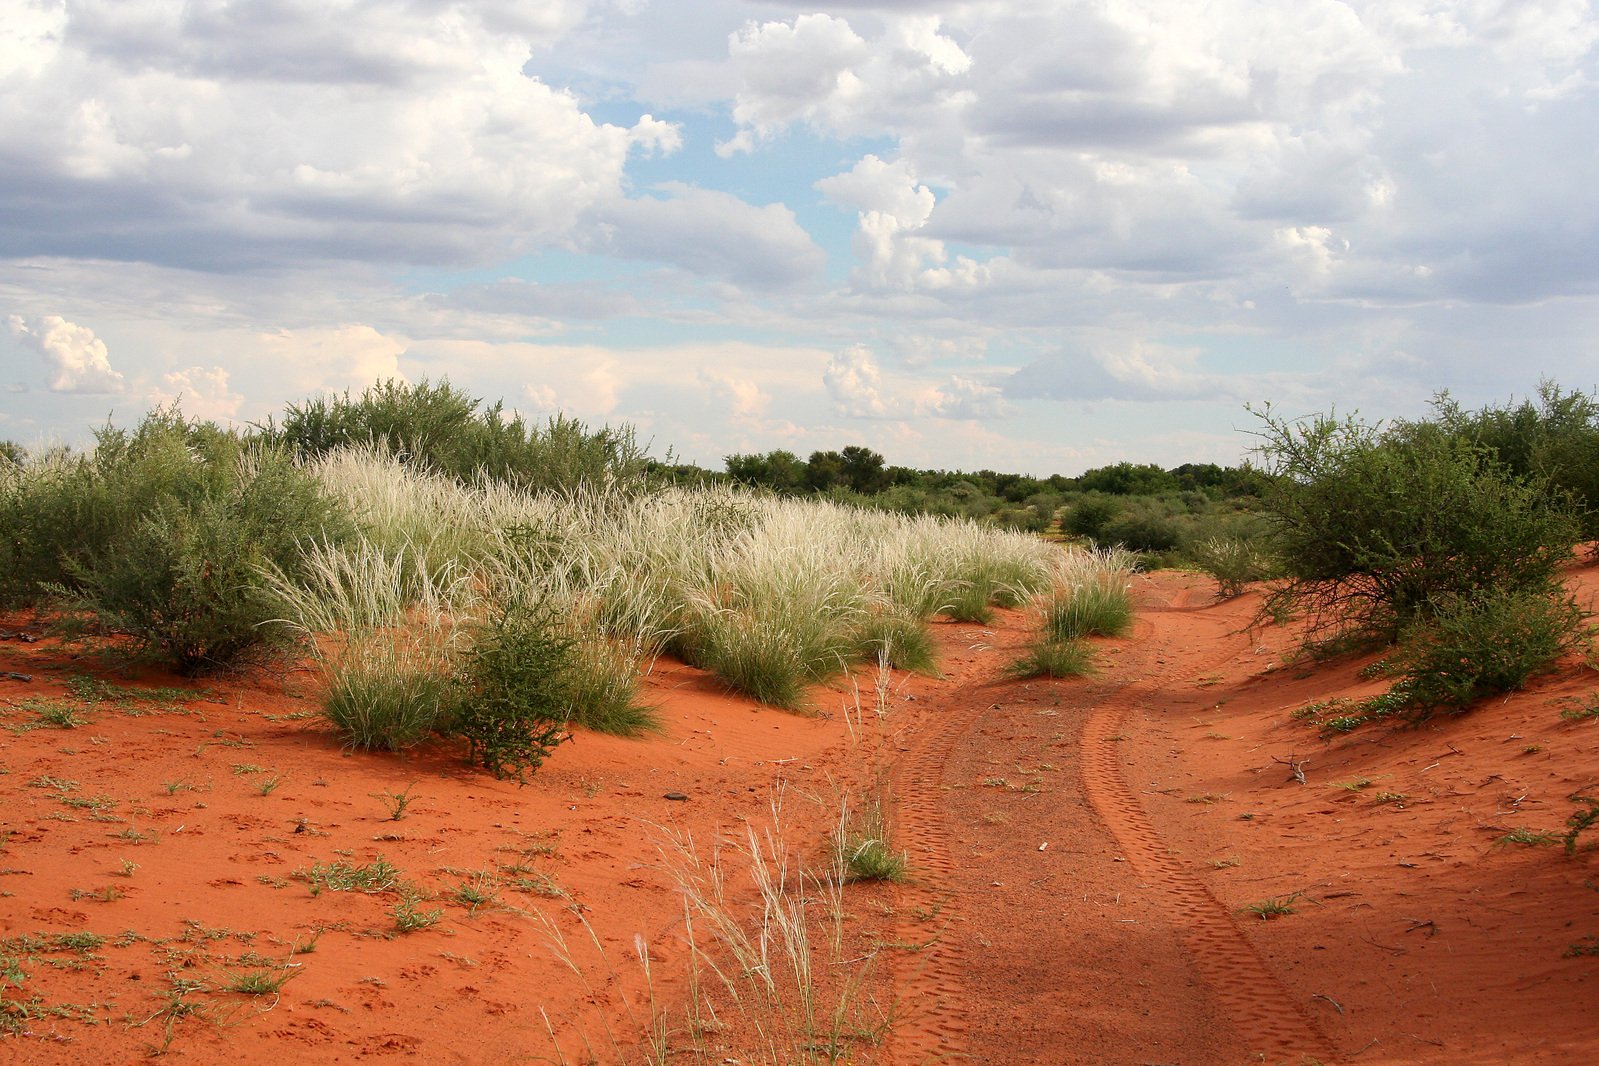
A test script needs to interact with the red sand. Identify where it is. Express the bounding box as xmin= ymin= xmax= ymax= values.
xmin=3 ymin=562 xmax=1598 ymax=1064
